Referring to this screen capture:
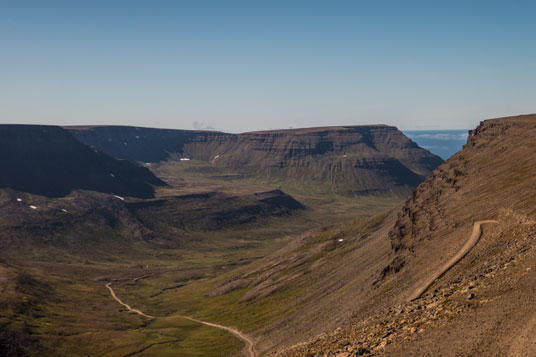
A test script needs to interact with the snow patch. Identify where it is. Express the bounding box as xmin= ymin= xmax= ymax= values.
xmin=16 ymin=198 xmax=22 ymax=202
xmin=338 ymin=238 xmax=344 ymax=242
xmin=61 ymin=209 xmax=68 ymax=213
xmin=180 ymin=158 xmax=190 ymax=161
xmin=113 ymin=195 xmax=125 ymax=201
xmin=29 ymin=205 xmax=37 ymax=210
